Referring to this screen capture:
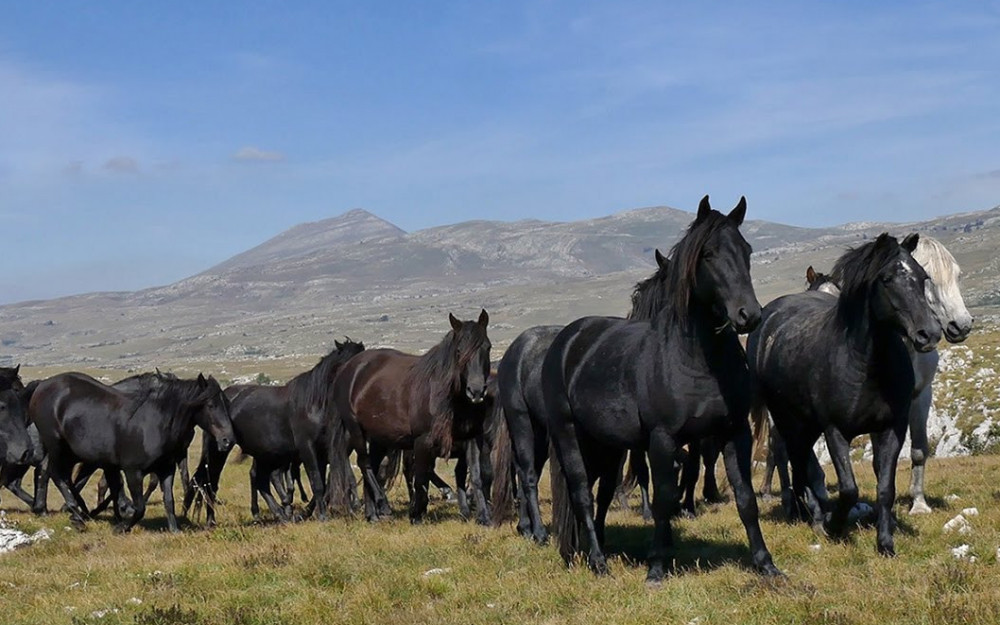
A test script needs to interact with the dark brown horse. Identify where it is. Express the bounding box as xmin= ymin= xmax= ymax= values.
xmin=328 ymin=310 xmax=492 ymax=523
